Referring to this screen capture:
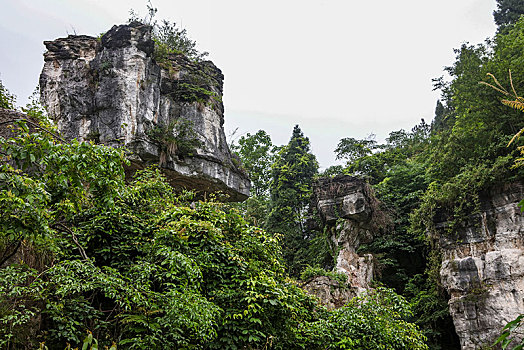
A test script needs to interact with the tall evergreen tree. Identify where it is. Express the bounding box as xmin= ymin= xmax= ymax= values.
xmin=265 ymin=125 xmax=318 ymax=275
xmin=494 ymin=0 xmax=524 ymax=29
xmin=432 ymin=100 xmax=448 ymax=132
xmin=0 ymin=79 xmax=16 ymax=109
